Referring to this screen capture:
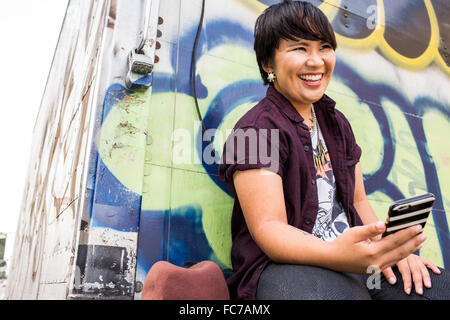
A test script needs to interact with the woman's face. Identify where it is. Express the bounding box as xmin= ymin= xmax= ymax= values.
xmin=265 ymin=37 xmax=336 ymax=111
